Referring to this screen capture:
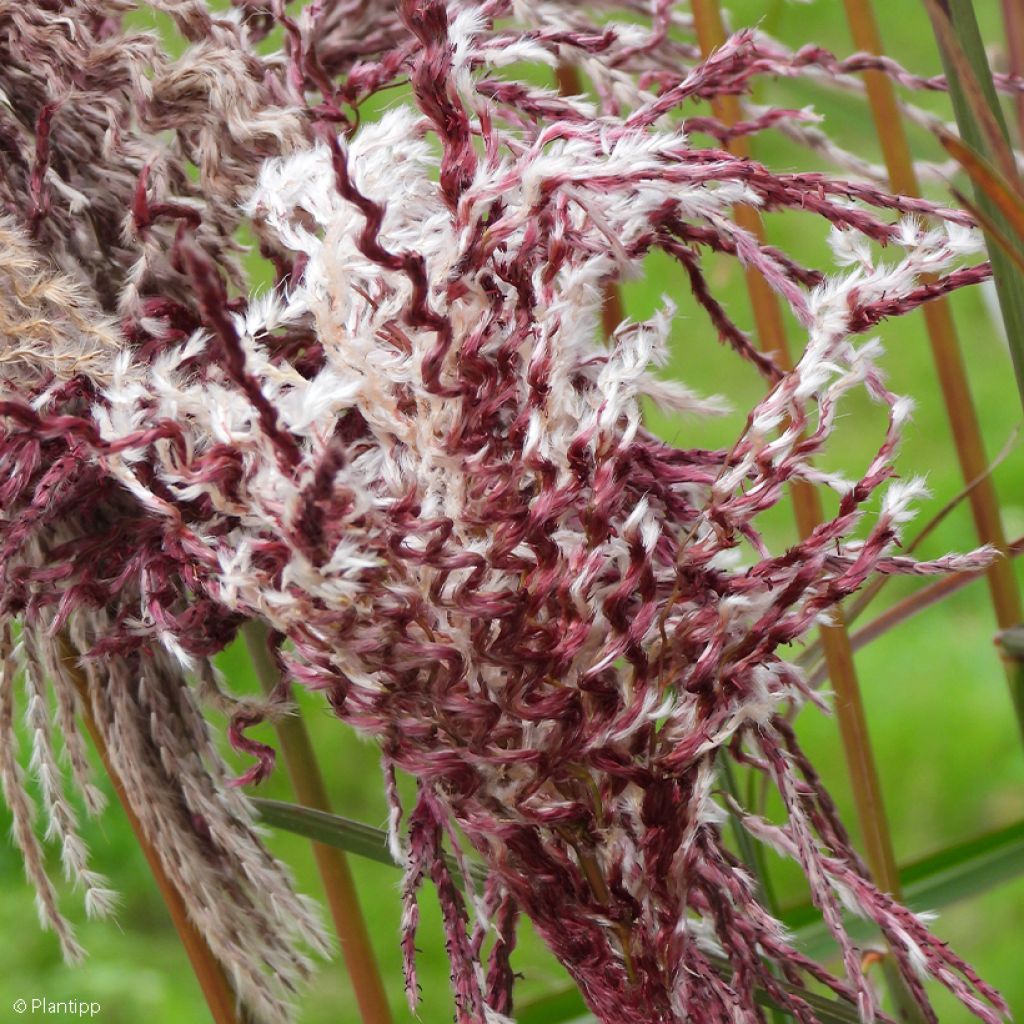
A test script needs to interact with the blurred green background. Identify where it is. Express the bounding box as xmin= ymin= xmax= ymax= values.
xmin=1 ymin=1 xmax=1022 ymax=1021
